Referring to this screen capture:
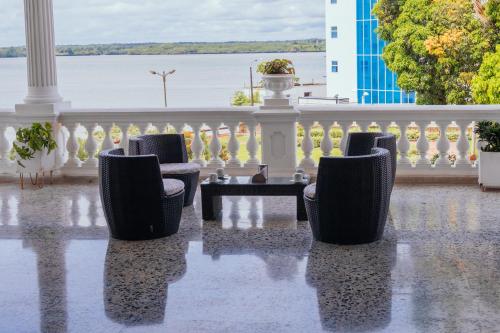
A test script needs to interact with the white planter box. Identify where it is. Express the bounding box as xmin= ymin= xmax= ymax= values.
xmin=16 ymin=146 xmax=56 ymax=175
xmin=479 ymin=151 xmax=500 ymax=188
